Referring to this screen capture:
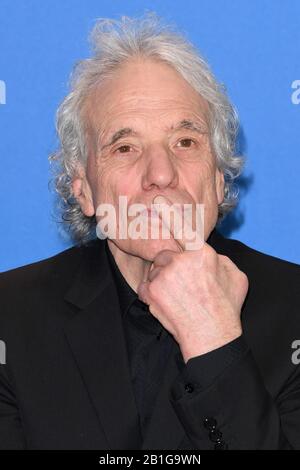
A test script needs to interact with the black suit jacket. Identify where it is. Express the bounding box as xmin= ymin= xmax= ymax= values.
xmin=0 ymin=230 xmax=300 ymax=449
